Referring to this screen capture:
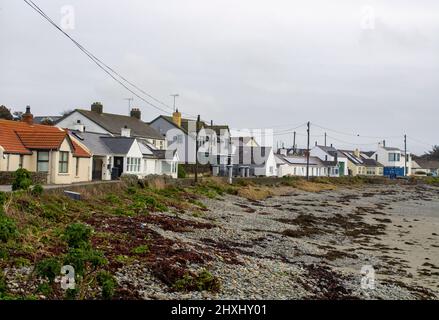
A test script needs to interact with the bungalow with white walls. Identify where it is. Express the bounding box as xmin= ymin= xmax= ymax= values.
xmin=368 ymin=141 xmax=412 ymax=177
xmin=310 ymin=145 xmax=347 ymax=177
xmin=275 ymin=154 xmax=328 ymax=177
xmin=411 ymin=159 xmax=439 ymax=177
xmin=69 ymin=131 xmax=179 ymax=180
